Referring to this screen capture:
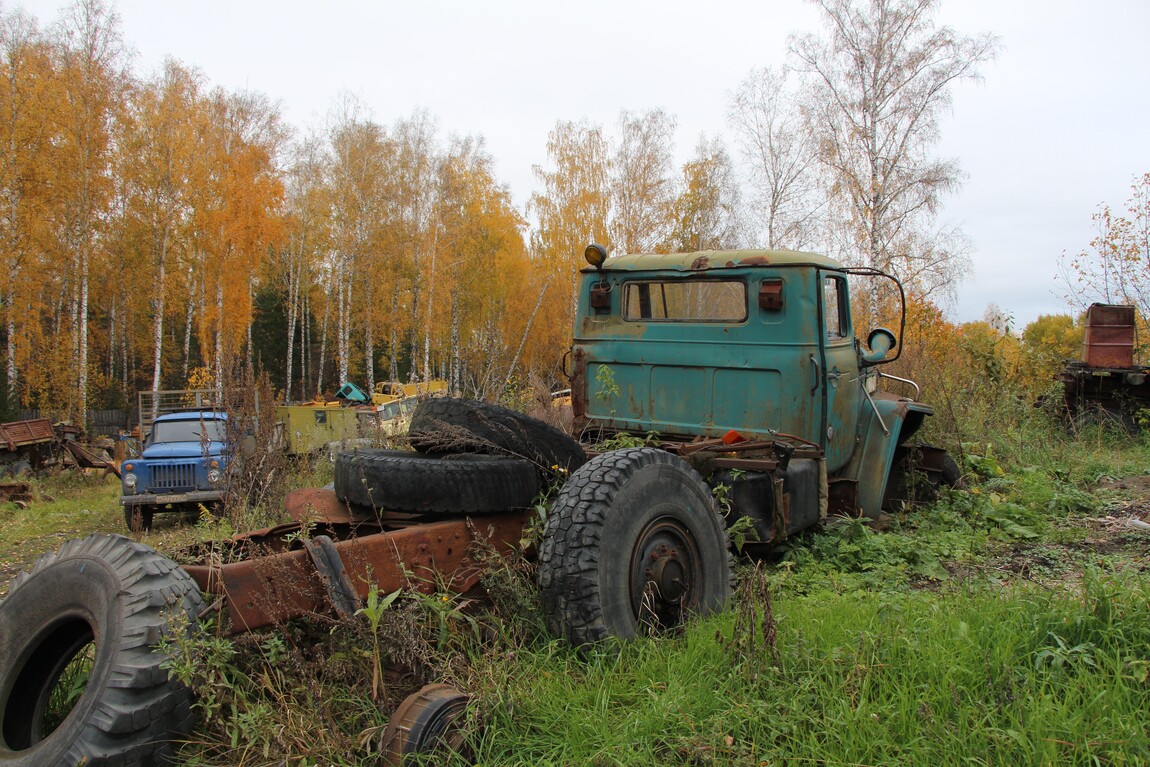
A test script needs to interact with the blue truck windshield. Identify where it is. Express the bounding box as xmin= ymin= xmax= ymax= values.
xmin=150 ymin=419 xmax=226 ymax=444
